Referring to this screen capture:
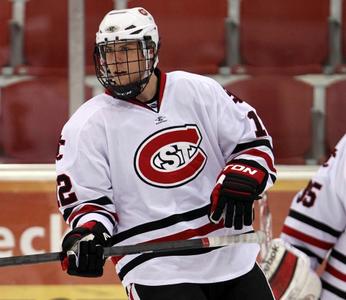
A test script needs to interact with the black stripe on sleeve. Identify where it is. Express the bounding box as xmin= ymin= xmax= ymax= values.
xmin=293 ymin=245 xmax=324 ymax=265
xmin=322 ymin=279 xmax=346 ymax=299
xmin=330 ymin=248 xmax=346 ymax=264
xmin=63 ymin=196 xmax=113 ymax=221
xmin=231 ymin=139 xmax=273 ymax=155
xmin=270 ymin=174 xmax=277 ymax=183
xmin=71 ymin=211 xmax=116 ymax=229
xmin=110 ymin=204 xmax=210 ymax=245
xmin=288 ymin=209 xmax=342 ymax=238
